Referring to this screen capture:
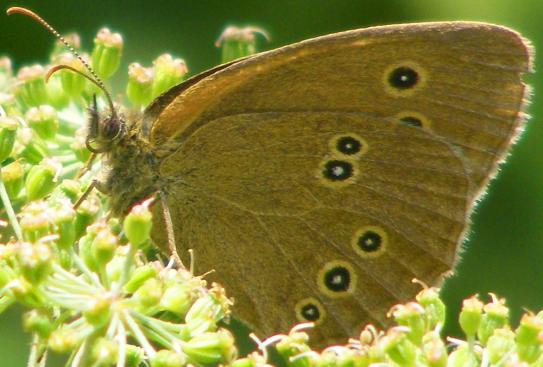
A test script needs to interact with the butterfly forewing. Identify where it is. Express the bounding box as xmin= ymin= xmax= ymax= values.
xmin=148 ymin=22 xmax=531 ymax=202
